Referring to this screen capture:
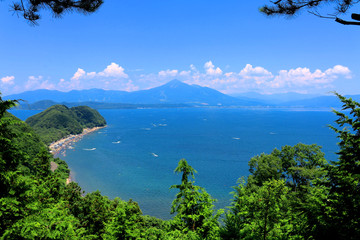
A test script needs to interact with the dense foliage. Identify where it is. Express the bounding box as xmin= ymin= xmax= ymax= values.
xmin=1 ymin=93 xmax=359 ymax=239
xmin=26 ymin=104 xmax=106 ymax=145
xmin=170 ymin=159 xmax=222 ymax=239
